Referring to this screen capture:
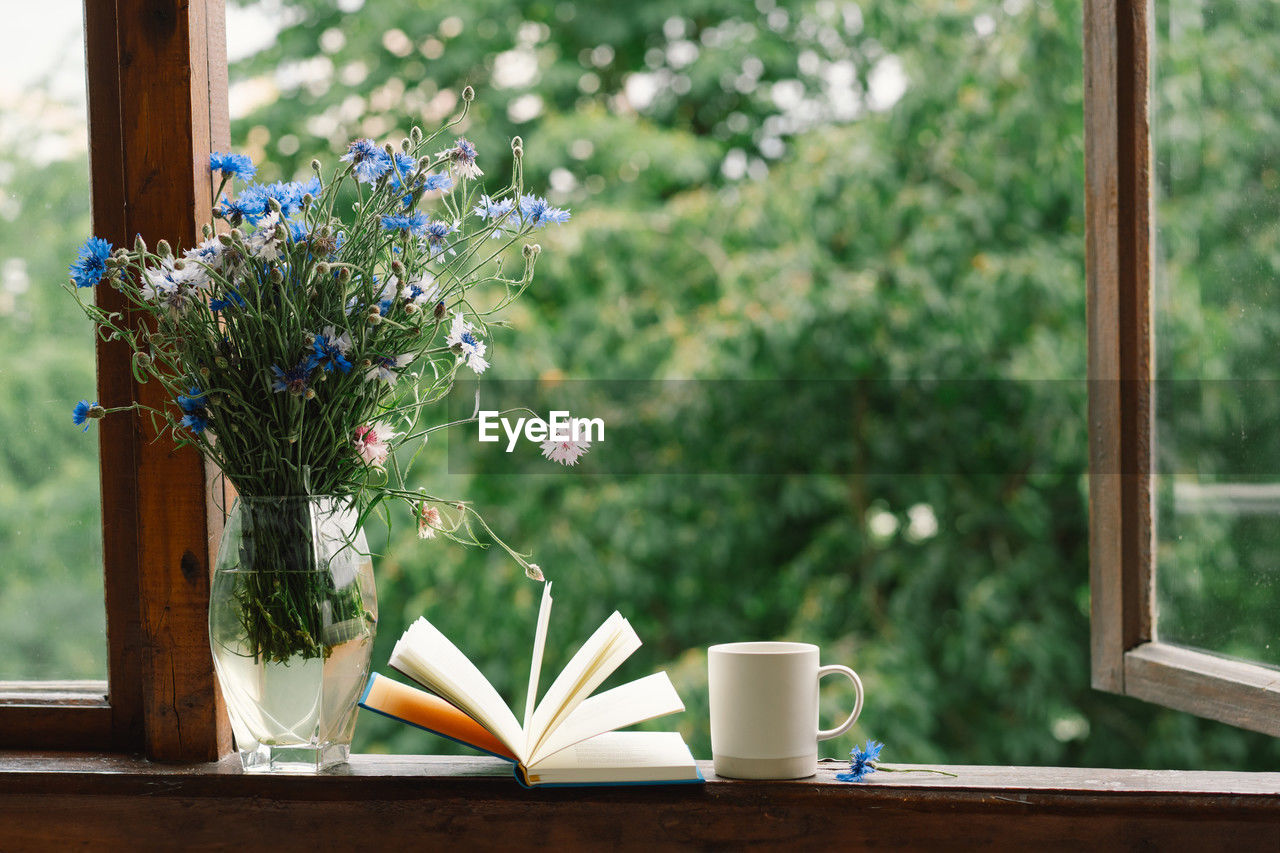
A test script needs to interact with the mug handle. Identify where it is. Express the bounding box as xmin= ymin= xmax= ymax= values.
xmin=816 ymin=664 xmax=864 ymax=741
